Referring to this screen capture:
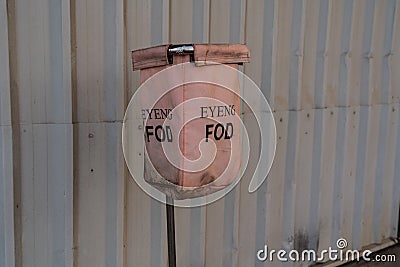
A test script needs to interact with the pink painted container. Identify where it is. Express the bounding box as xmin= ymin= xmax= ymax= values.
xmin=132 ymin=44 xmax=250 ymax=199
